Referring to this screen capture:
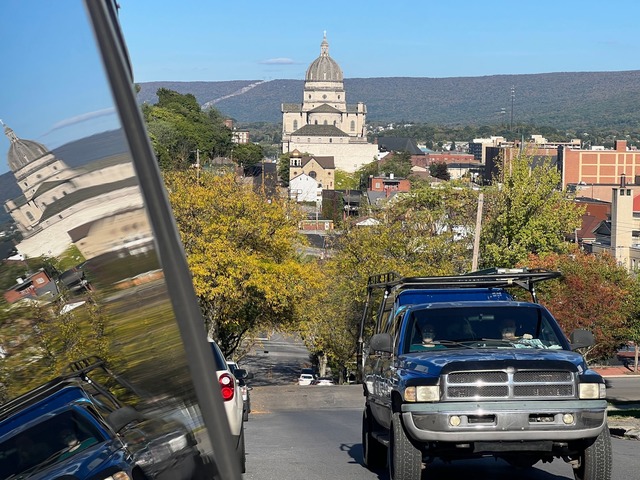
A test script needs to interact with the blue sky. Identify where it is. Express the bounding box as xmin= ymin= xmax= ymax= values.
xmin=1 ymin=0 xmax=639 ymax=176
xmin=118 ymin=0 xmax=640 ymax=82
